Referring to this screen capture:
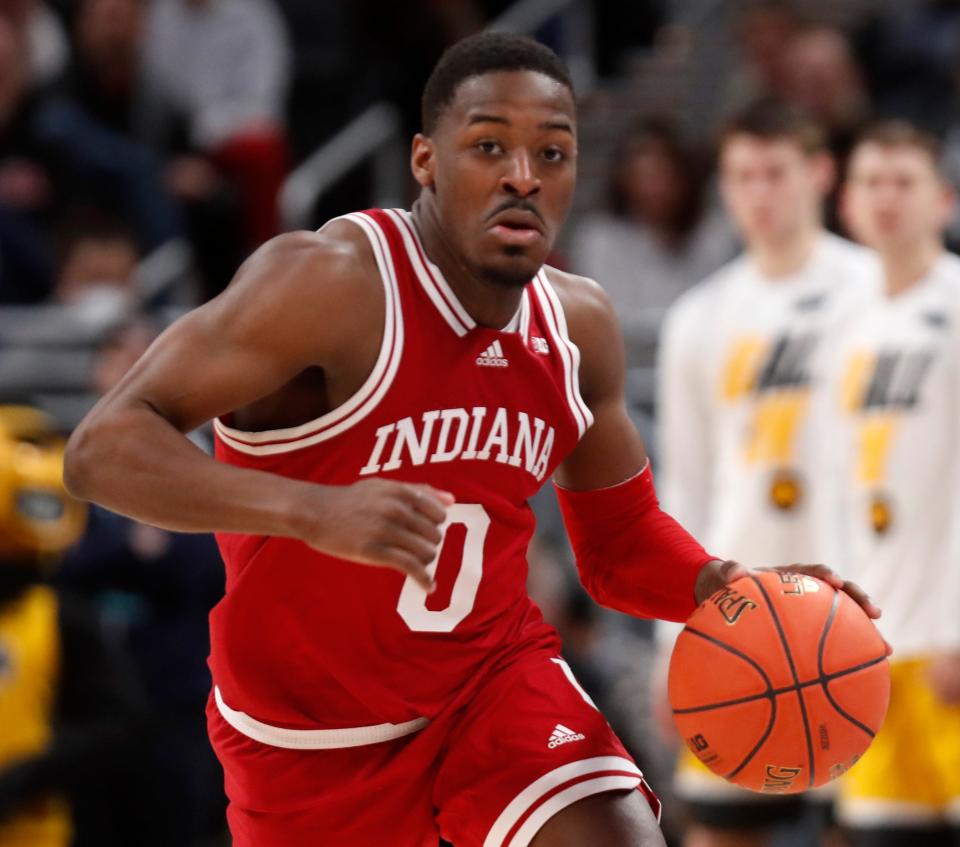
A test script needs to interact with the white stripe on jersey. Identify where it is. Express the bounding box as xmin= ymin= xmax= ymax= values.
xmin=214 ymin=211 xmax=404 ymax=455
